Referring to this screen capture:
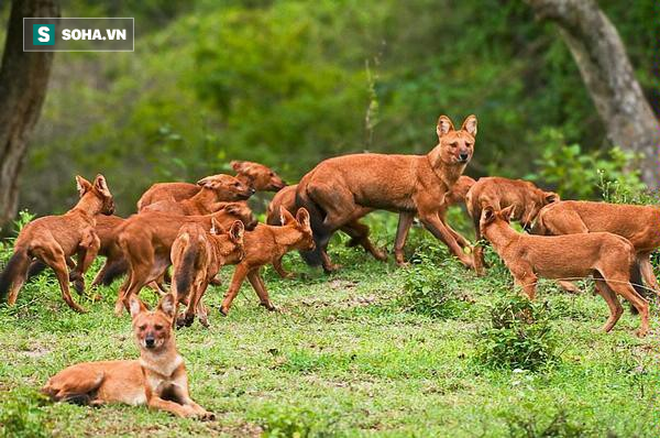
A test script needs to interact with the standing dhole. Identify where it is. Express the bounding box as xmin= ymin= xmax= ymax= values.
xmin=220 ymin=207 xmax=315 ymax=315
xmin=0 ymin=175 xmax=114 ymax=312
xmin=296 ymin=115 xmax=477 ymax=272
xmin=481 ymin=206 xmax=649 ymax=336
xmin=170 ymin=219 xmax=245 ymax=328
